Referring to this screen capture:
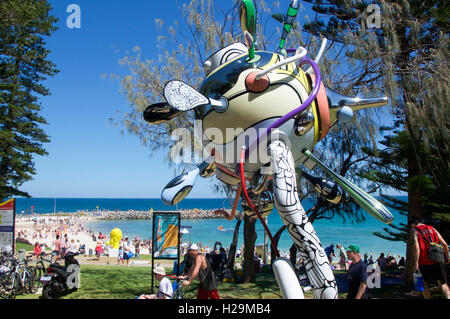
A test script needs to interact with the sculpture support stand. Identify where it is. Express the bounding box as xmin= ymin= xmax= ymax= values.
xmin=268 ymin=140 xmax=338 ymax=299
